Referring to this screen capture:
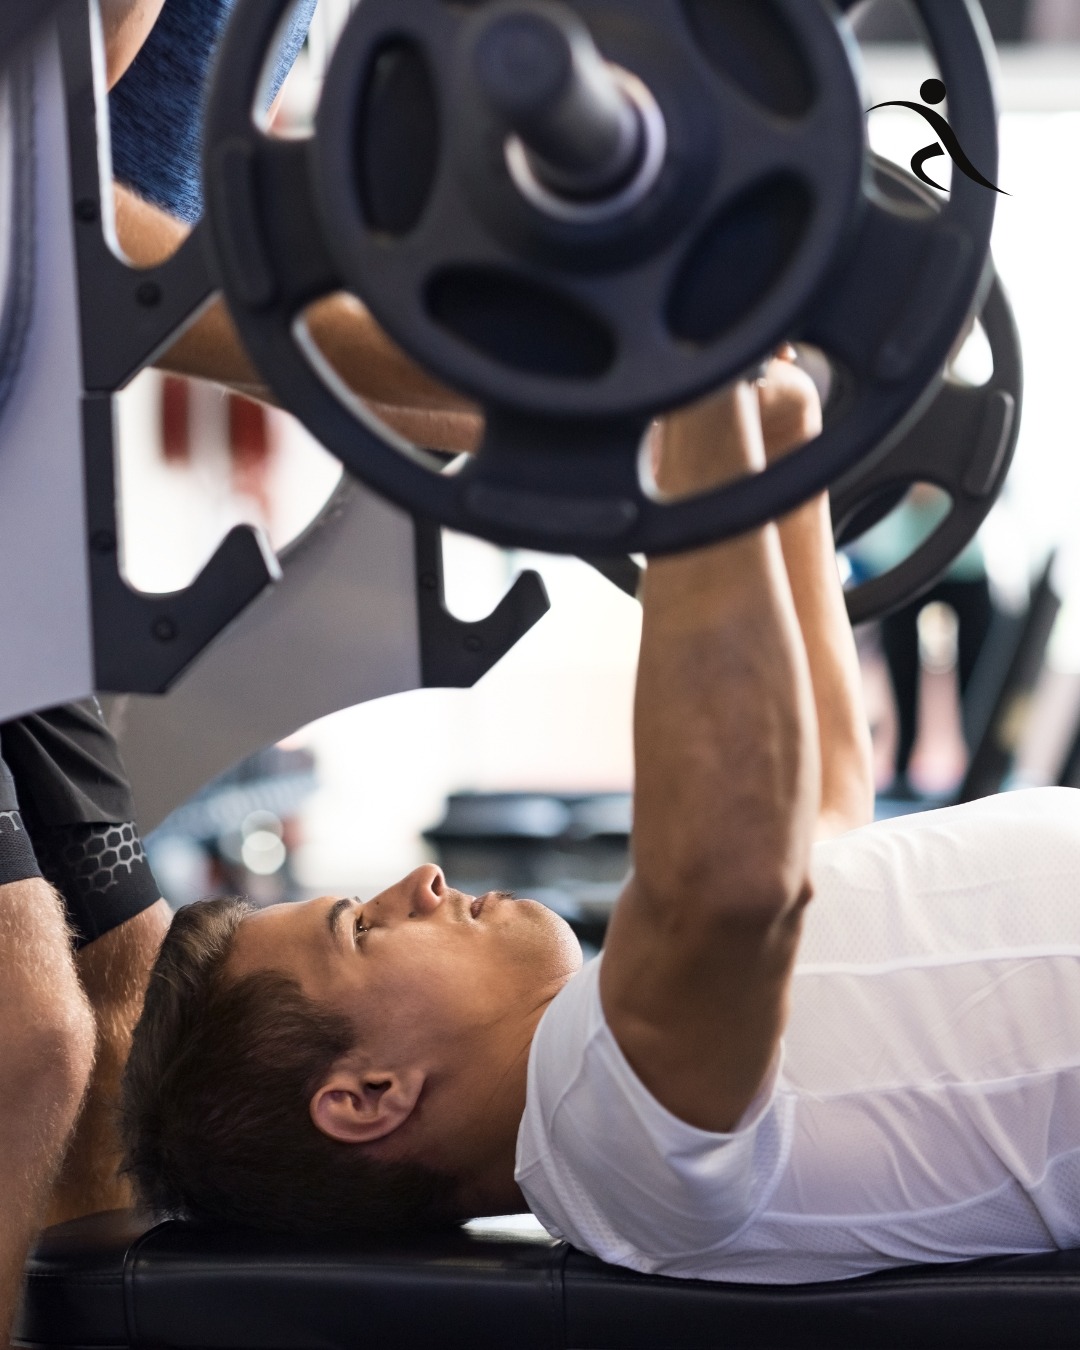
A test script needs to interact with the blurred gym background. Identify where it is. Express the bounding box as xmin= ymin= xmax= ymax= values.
xmin=110 ymin=1 xmax=1080 ymax=939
